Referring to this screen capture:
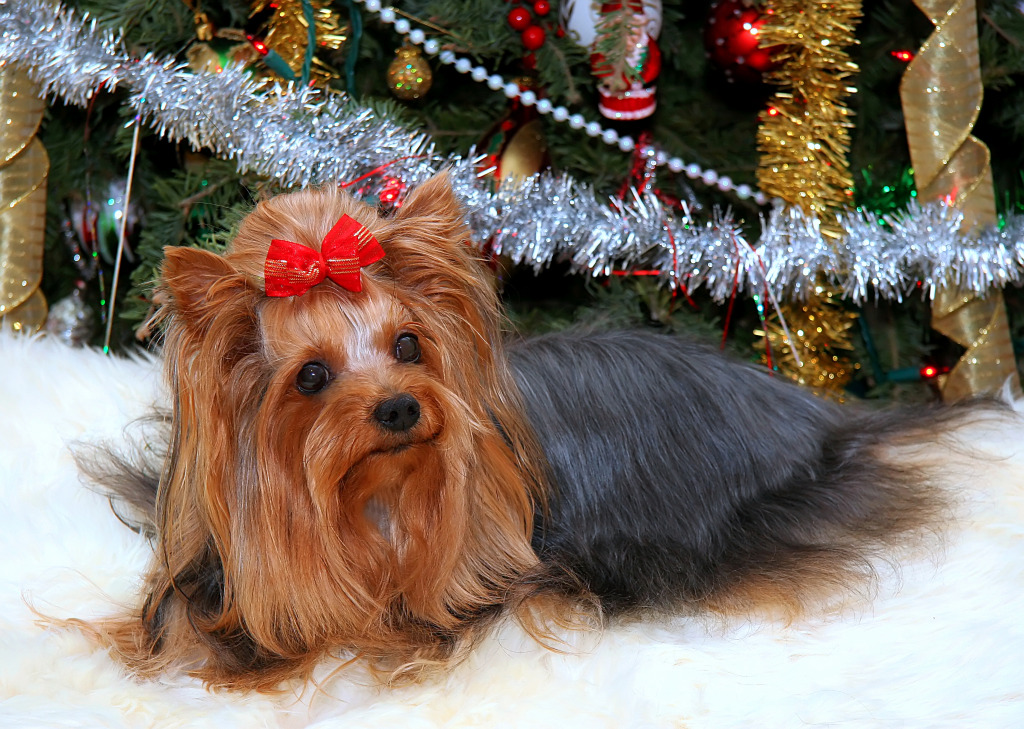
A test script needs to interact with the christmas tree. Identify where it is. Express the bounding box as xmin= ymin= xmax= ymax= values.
xmin=2 ymin=0 xmax=1023 ymax=402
